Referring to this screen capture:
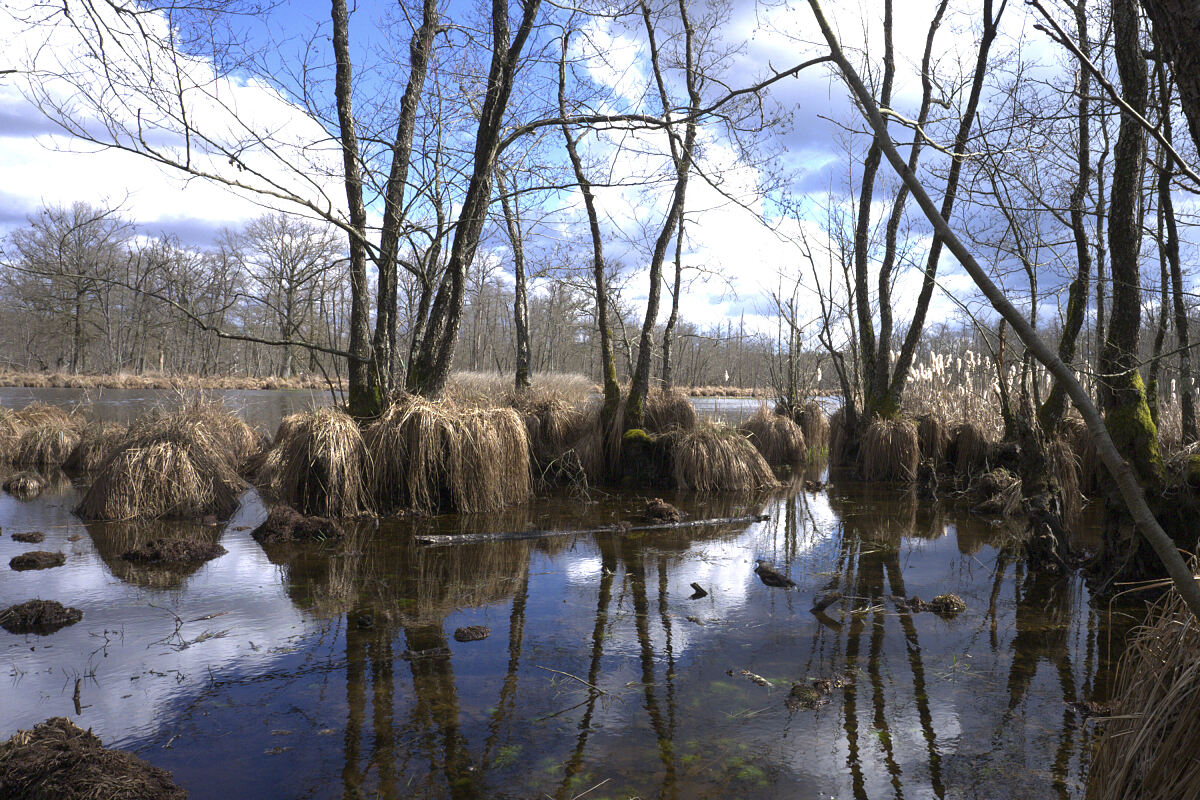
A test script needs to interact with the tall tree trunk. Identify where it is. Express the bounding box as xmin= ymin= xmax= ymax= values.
xmin=496 ymin=170 xmax=532 ymax=391
xmin=1039 ymin=0 xmax=1093 ymax=436
xmin=331 ymin=0 xmax=377 ymax=417
xmin=407 ymin=0 xmax=542 ymax=398
xmin=660 ymin=180 xmax=685 ymax=389
xmin=373 ymin=0 xmax=439 ymax=394
xmin=1141 ymin=0 xmax=1200 ymax=152
xmin=1156 ymin=58 xmax=1198 ymax=443
xmin=558 ymin=31 xmax=620 ymax=435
